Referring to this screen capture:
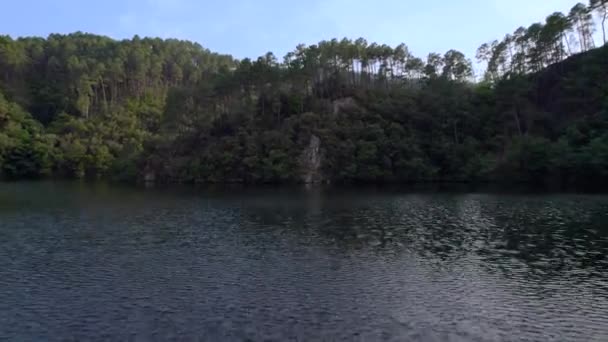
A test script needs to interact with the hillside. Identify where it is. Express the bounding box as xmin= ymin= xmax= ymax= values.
xmin=1 ymin=1 xmax=607 ymax=187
